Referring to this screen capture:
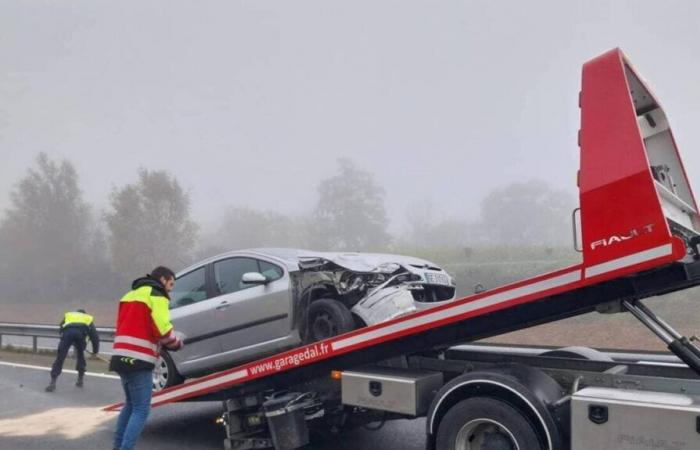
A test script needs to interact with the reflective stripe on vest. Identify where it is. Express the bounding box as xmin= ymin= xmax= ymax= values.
xmin=63 ymin=311 xmax=94 ymax=327
xmin=114 ymin=335 xmax=158 ymax=352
